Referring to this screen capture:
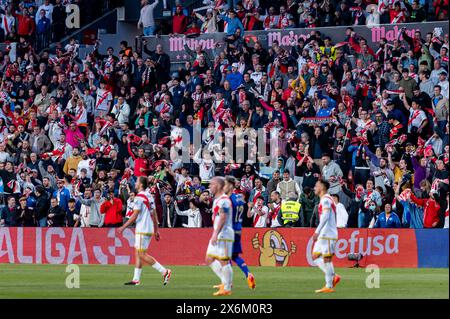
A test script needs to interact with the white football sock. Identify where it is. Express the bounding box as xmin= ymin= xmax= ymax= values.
xmin=314 ymin=257 xmax=327 ymax=274
xmin=221 ymin=263 xmax=233 ymax=291
xmin=152 ymin=262 xmax=166 ymax=274
xmin=324 ymin=262 xmax=335 ymax=288
xmin=209 ymin=260 xmax=224 ymax=283
xmin=133 ymin=268 xmax=142 ymax=281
